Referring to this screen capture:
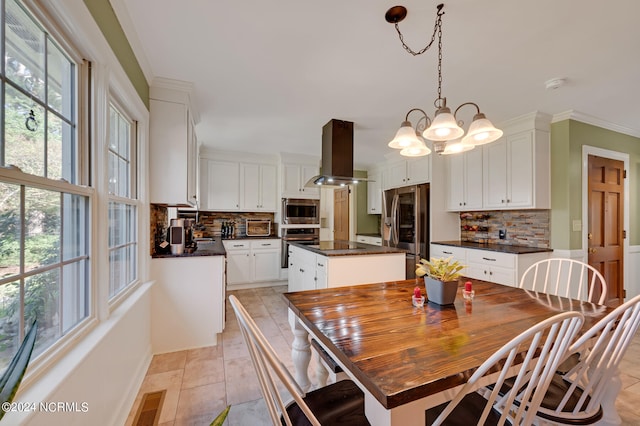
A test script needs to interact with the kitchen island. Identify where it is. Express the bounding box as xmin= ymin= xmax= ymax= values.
xmin=287 ymin=241 xmax=406 ymax=292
